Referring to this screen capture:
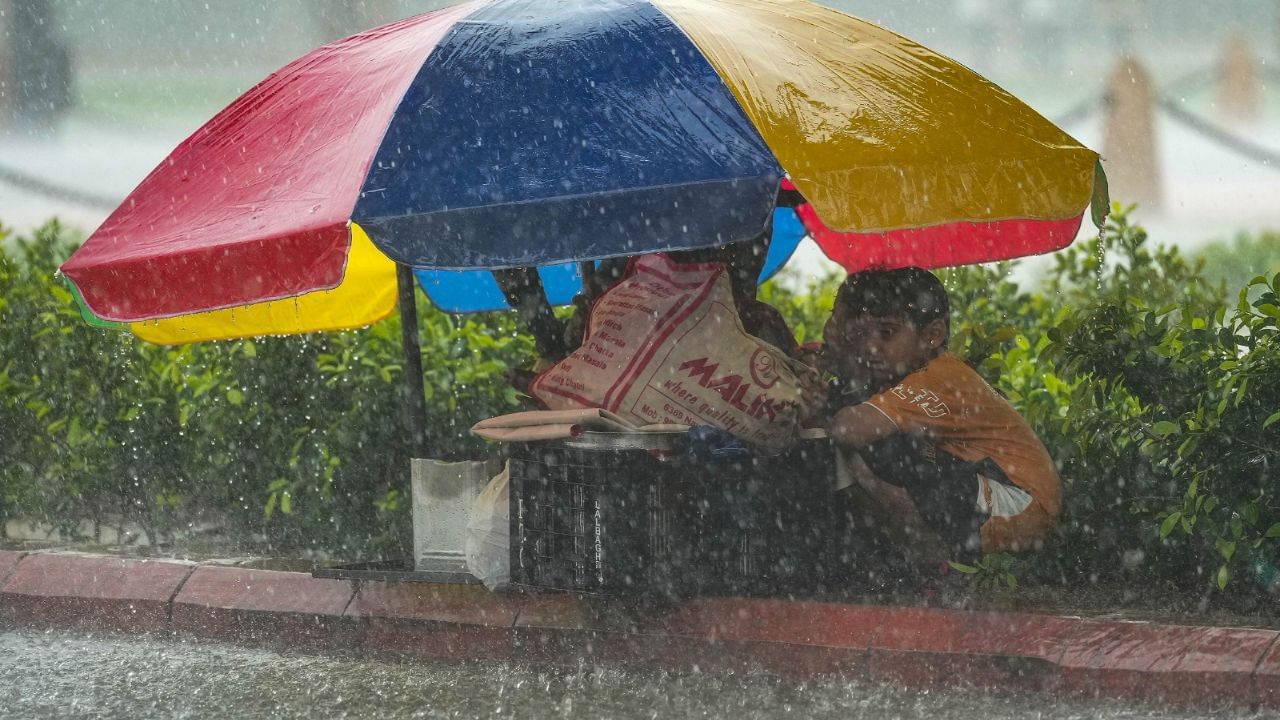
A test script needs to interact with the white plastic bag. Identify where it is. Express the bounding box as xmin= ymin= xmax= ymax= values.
xmin=465 ymin=462 xmax=510 ymax=590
